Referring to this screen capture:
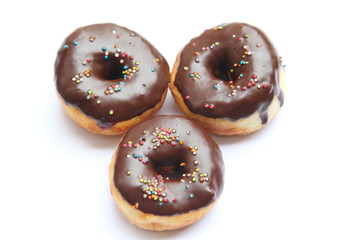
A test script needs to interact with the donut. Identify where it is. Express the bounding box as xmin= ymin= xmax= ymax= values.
xmin=109 ymin=115 xmax=224 ymax=231
xmin=170 ymin=22 xmax=285 ymax=135
xmin=55 ymin=23 xmax=170 ymax=135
